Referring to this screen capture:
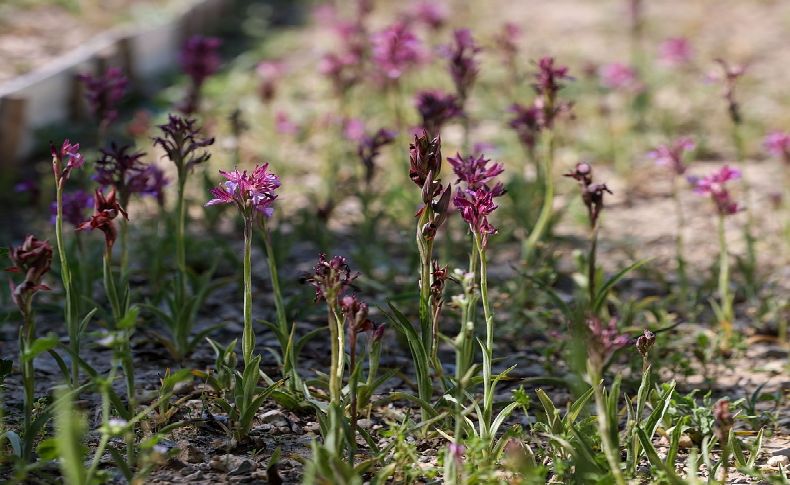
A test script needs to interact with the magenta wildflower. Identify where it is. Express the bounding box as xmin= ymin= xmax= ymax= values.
xmin=153 ymin=114 xmax=214 ymax=173
xmin=319 ymin=51 xmax=360 ymax=95
xmin=454 ymin=187 xmax=499 ymax=248
xmin=179 ymin=35 xmax=222 ymax=114
xmin=598 ymin=62 xmax=640 ymax=91
xmin=659 ymin=37 xmax=693 ymax=66
xmin=412 ymin=0 xmax=448 ymax=30
xmin=764 ymin=131 xmax=790 ymax=164
xmin=50 ymin=190 xmax=94 ymax=226
xmin=447 ymin=443 xmax=465 ymax=464
xmin=77 ymin=188 xmax=129 ymax=250
xmin=78 ymin=67 xmax=128 ymax=125
xmin=443 ymin=28 xmax=481 ymax=102
xmin=340 ymin=294 xmax=375 ymax=335
xmin=448 ymin=153 xmax=505 ymax=195
xmin=587 ymin=316 xmax=630 ymax=365
xmin=711 ymin=59 xmax=746 ymax=124
xmin=206 ymin=163 xmax=281 ymax=217
xmin=343 ymin=118 xmax=367 ymax=143
xmin=495 ymin=22 xmax=521 ymax=65
xmin=532 ymin=57 xmax=573 ymax=128
xmin=50 ymin=139 xmax=85 ymax=185
xmin=415 ymin=89 xmax=463 ymax=136
xmin=305 ymin=254 xmax=358 ymax=302
xmin=370 ymin=22 xmax=423 ymax=81
xmin=508 ymin=102 xmax=543 ymax=152
xmin=648 ymin=137 xmax=695 ymax=175
xmin=180 ymin=35 xmax=221 ymax=87
xmin=691 ymin=165 xmax=742 ymax=215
